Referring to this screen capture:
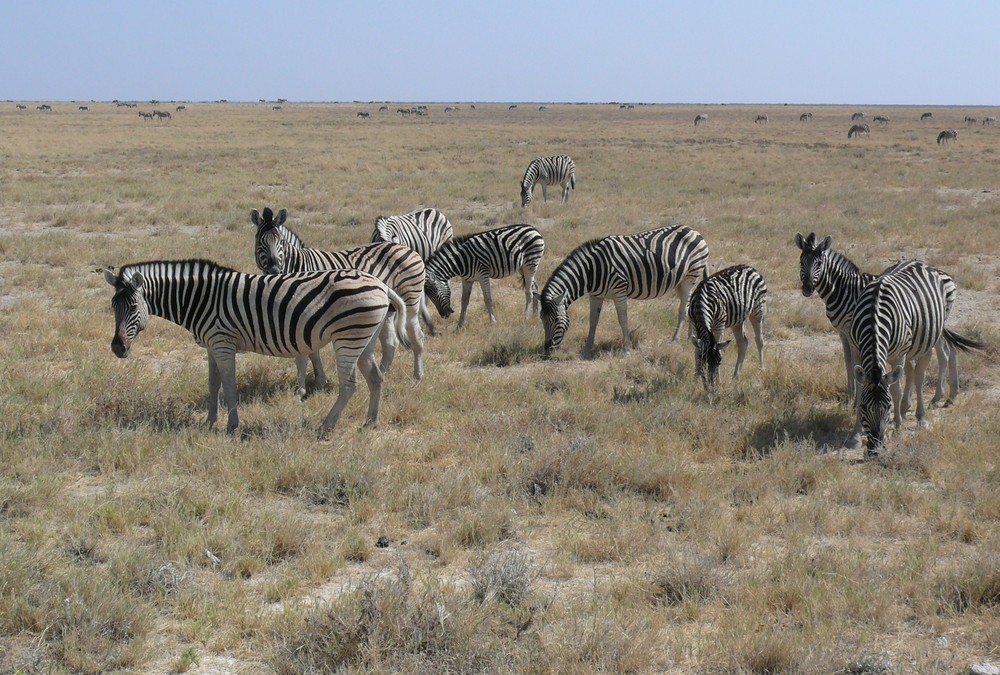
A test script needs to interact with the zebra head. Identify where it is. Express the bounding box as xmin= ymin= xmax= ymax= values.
xmin=520 ymin=182 xmax=533 ymax=208
xmin=104 ymin=267 xmax=149 ymax=358
xmin=251 ymin=207 xmax=289 ymax=274
xmin=540 ymin=291 xmax=570 ymax=356
xmin=371 ymin=216 xmax=395 ymax=244
xmin=854 ymin=364 xmax=902 ymax=453
xmin=794 ymin=232 xmax=832 ymax=298
xmin=691 ymin=332 xmax=731 ymax=391
xmin=423 ymin=268 xmax=454 ymax=318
